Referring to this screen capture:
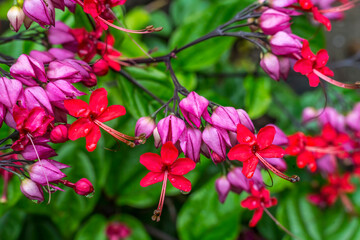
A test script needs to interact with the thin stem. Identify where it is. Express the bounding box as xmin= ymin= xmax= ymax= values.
xmin=262 ymin=204 xmax=303 ymax=240
xmin=0 ymin=166 xmax=21 ymax=178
